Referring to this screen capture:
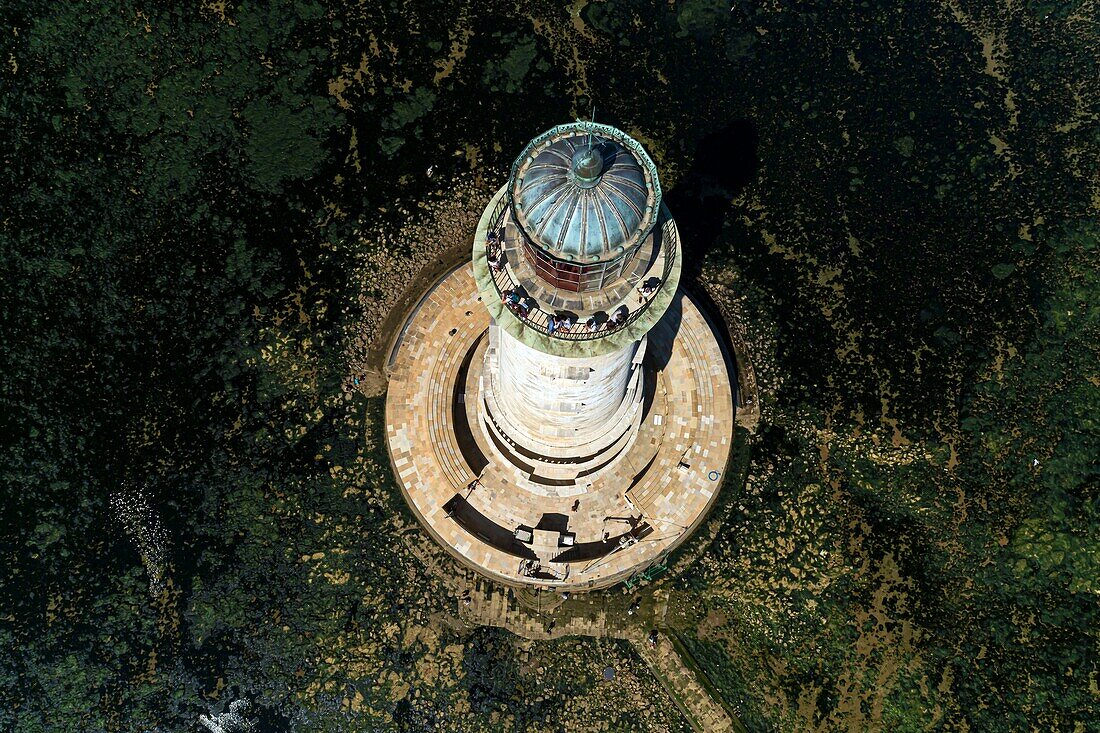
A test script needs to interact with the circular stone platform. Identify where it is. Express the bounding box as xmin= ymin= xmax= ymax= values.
xmin=385 ymin=263 xmax=734 ymax=590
